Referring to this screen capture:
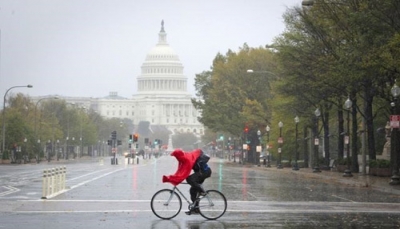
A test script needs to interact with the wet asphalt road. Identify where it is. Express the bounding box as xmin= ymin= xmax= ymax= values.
xmin=0 ymin=155 xmax=400 ymax=228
